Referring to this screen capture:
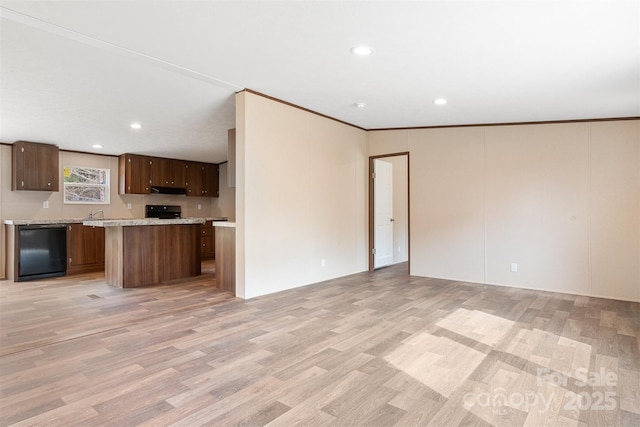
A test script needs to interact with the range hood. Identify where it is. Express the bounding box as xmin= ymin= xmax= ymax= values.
xmin=150 ymin=186 xmax=186 ymax=195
